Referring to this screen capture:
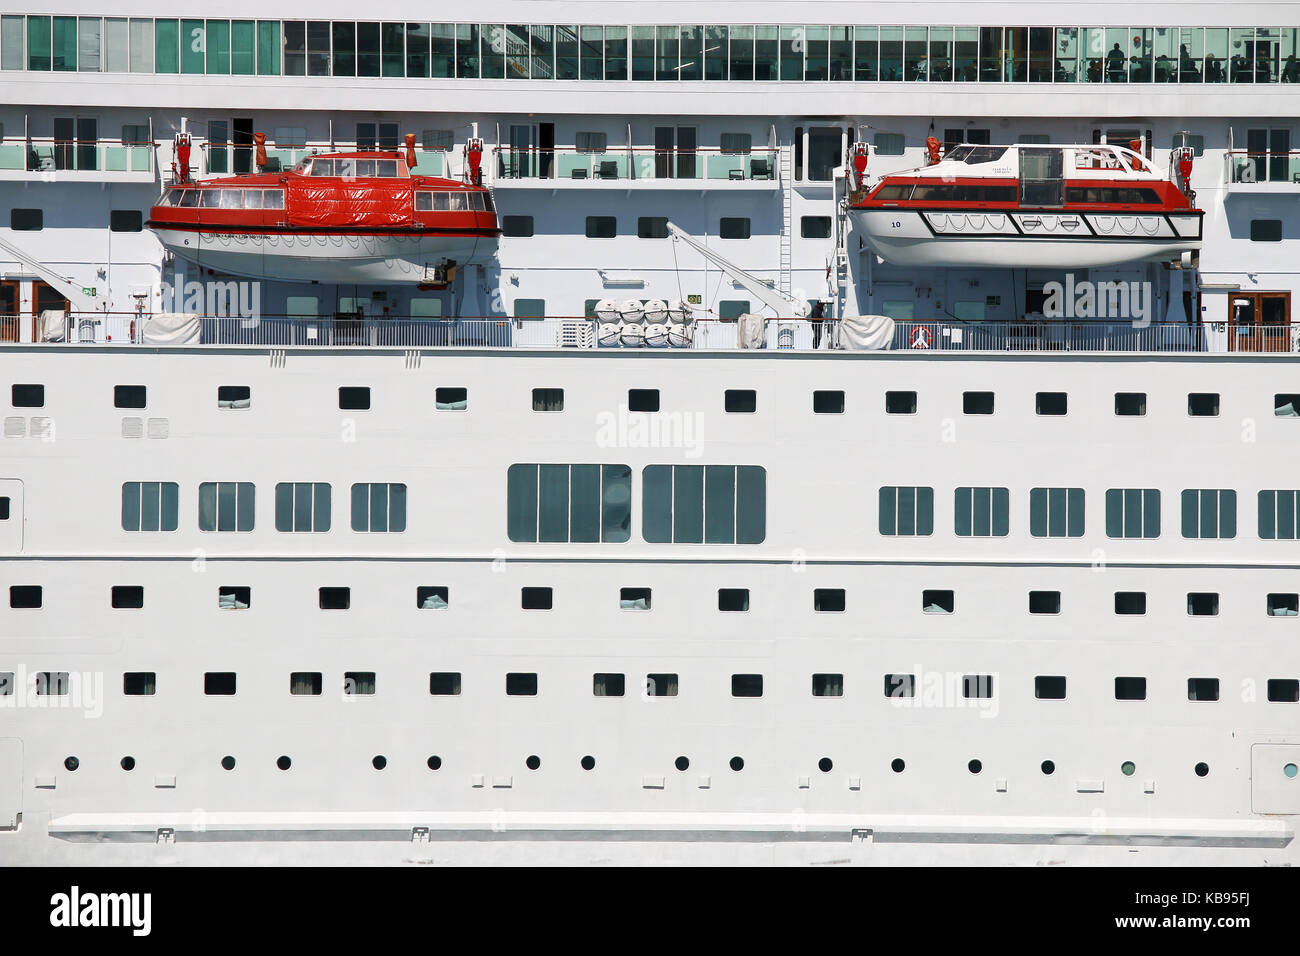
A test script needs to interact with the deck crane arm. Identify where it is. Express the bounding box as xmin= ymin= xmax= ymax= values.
xmin=0 ymin=235 xmax=107 ymax=313
xmin=666 ymin=221 xmax=811 ymax=318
